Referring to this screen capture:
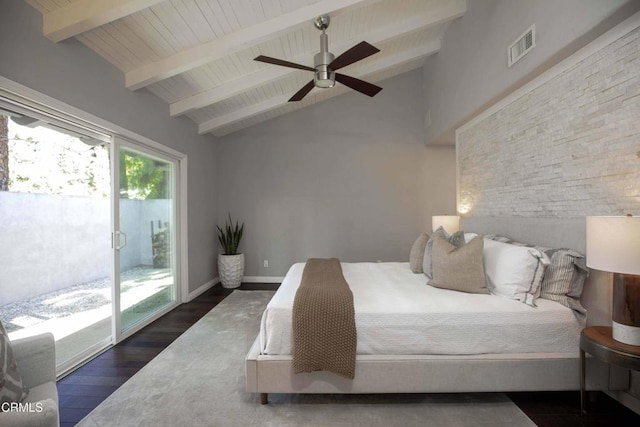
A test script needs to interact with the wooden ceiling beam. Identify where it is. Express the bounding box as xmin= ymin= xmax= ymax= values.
xmin=170 ymin=0 xmax=466 ymax=117
xmin=125 ymin=0 xmax=381 ymax=91
xmin=198 ymin=41 xmax=441 ymax=134
xmin=44 ymin=0 xmax=165 ymax=43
